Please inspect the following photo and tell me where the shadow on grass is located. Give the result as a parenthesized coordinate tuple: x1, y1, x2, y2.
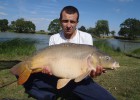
(0, 60, 21, 70)
(124, 53, 140, 59)
(0, 60, 21, 88)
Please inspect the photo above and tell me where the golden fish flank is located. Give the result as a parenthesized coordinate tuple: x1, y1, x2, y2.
(10, 43, 120, 89)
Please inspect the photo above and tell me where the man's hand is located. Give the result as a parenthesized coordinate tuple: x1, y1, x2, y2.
(90, 65, 106, 78)
(42, 66, 52, 75)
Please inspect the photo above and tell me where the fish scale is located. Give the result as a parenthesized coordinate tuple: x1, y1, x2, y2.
(10, 43, 120, 89)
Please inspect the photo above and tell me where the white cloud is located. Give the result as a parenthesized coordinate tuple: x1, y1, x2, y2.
(108, 0, 133, 2)
(118, 0, 133, 2)
(27, 18, 52, 25)
(22, 17, 52, 31)
(30, 18, 52, 21)
(29, 18, 52, 31)
(30, 11, 37, 14)
(0, 12, 7, 16)
(0, 6, 5, 9)
(114, 8, 121, 13)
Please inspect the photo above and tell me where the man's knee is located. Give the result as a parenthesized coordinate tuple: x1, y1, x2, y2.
(26, 89, 56, 100)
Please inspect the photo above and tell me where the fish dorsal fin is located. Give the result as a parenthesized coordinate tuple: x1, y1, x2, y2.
(74, 70, 91, 82)
(18, 66, 32, 85)
(57, 79, 71, 89)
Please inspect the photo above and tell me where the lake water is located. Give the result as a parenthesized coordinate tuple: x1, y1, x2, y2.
(0, 32, 140, 52)
(0, 32, 50, 50)
(106, 39, 140, 52)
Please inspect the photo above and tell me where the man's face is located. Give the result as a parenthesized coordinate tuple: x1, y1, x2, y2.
(60, 11, 78, 36)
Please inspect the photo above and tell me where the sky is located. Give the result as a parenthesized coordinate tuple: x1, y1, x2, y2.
(0, 0, 140, 34)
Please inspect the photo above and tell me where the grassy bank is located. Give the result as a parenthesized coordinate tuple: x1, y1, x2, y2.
(0, 38, 36, 60)
(125, 48, 140, 58)
(0, 38, 36, 100)
(94, 40, 140, 100)
(0, 39, 140, 100)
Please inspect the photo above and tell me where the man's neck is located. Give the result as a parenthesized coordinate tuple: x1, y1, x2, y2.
(64, 30, 77, 40)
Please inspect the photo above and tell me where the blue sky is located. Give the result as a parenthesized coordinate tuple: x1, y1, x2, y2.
(0, 0, 140, 34)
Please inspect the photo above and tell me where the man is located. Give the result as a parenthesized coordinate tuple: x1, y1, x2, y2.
(24, 6, 116, 100)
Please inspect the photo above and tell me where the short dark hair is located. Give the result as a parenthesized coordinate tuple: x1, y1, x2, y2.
(59, 6, 79, 21)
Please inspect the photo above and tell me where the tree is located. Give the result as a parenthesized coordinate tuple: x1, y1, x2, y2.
(86, 27, 96, 37)
(118, 18, 140, 39)
(78, 26, 87, 32)
(95, 20, 109, 37)
(10, 18, 36, 33)
(0, 19, 8, 32)
(110, 30, 115, 36)
(48, 18, 61, 34)
(24, 21, 36, 33)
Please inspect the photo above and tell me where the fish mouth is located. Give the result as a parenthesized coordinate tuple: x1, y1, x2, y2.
(112, 62, 120, 69)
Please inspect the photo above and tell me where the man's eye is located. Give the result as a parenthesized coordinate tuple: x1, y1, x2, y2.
(61, 20, 77, 24)
(62, 20, 68, 23)
(70, 21, 76, 24)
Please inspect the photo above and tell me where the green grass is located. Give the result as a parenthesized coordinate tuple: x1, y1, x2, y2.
(0, 40, 140, 100)
(0, 38, 37, 60)
(0, 38, 36, 99)
(129, 48, 140, 57)
(94, 55, 140, 100)
(0, 69, 32, 99)
(93, 40, 140, 100)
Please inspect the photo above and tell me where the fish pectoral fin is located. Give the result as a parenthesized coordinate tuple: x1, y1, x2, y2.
(57, 79, 71, 89)
(87, 55, 96, 71)
(74, 70, 91, 82)
(18, 66, 32, 85)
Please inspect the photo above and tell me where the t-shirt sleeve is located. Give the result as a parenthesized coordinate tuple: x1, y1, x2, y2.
(87, 34, 93, 46)
(49, 36, 55, 46)
(82, 33, 93, 46)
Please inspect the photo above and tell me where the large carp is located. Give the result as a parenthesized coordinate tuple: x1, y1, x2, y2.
(10, 43, 120, 89)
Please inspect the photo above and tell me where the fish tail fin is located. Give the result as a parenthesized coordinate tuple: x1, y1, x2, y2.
(18, 64, 32, 85)
(10, 62, 32, 85)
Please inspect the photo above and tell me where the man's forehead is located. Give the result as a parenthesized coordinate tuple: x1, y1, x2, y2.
(62, 11, 78, 20)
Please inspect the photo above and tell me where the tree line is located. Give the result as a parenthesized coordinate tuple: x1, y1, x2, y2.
(0, 18, 140, 39)
(0, 18, 35, 33)
(48, 18, 140, 39)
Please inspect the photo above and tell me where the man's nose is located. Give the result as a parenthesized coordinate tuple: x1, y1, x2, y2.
(67, 21, 72, 27)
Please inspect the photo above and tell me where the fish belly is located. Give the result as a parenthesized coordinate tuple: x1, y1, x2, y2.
(49, 57, 88, 79)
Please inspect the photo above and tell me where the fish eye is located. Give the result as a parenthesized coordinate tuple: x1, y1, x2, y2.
(105, 56, 110, 61)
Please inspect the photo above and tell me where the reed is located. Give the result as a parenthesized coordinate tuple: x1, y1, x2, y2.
(0, 38, 36, 60)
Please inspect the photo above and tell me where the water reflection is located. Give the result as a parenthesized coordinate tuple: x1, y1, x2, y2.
(106, 39, 140, 52)
(0, 32, 50, 50)
(0, 32, 140, 52)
